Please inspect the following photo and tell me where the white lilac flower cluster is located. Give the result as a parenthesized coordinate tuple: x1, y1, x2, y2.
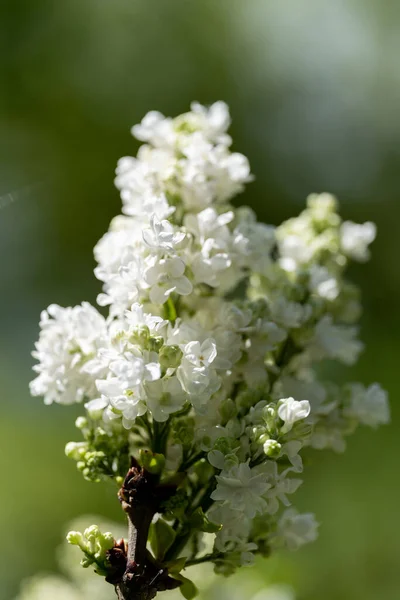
(30, 103, 389, 581)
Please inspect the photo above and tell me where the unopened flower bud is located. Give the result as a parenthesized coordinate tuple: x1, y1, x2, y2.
(84, 525, 100, 541)
(159, 344, 182, 369)
(67, 531, 84, 546)
(149, 335, 164, 352)
(75, 416, 88, 430)
(81, 556, 94, 568)
(130, 325, 150, 346)
(98, 531, 115, 551)
(263, 439, 282, 457)
(65, 441, 85, 460)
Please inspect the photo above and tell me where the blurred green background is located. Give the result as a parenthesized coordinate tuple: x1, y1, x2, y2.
(1, 1, 399, 598)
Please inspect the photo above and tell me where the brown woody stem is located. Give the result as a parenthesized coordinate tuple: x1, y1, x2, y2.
(111, 459, 181, 600)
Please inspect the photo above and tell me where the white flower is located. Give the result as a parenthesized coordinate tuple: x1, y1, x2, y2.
(276, 509, 319, 551)
(274, 374, 330, 415)
(269, 297, 312, 329)
(131, 110, 175, 147)
(180, 136, 252, 209)
(309, 265, 339, 300)
(345, 383, 390, 427)
(185, 207, 234, 243)
(30, 303, 107, 406)
(145, 376, 187, 422)
(313, 315, 363, 365)
(184, 208, 243, 289)
(142, 214, 186, 252)
(278, 235, 312, 272)
(278, 397, 311, 433)
(123, 302, 166, 334)
(94, 217, 143, 280)
(234, 218, 276, 273)
(340, 221, 376, 262)
(257, 462, 303, 514)
(97, 258, 142, 315)
(144, 256, 192, 305)
(115, 152, 176, 219)
(280, 440, 304, 473)
(211, 462, 271, 518)
(95, 350, 161, 427)
(178, 368, 221, 411)
(210, 504, 254, 557)
(189, 100, 232, 142)
(182, 339, 217, 368)
(310, 424, 346, 453)
(177, 339, 222, 411)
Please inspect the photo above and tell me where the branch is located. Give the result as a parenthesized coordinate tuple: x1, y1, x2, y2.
(185, 552, 222, 567)
(108, 458, 181, 600)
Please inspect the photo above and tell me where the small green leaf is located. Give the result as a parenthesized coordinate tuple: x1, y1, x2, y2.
(177, 575, 198, 600)
(139, 449, 166, 474)
(149, 519, 176, 561)
(164, 556, 187, 574)
(189, 508, 221, 533)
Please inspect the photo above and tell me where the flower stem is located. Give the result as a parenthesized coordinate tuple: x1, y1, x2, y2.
(185, 552, 222, 567)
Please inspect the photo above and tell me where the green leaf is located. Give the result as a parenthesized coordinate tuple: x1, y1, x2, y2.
(177, 575, 198, 600)
(149, 519, 176, 561)
(164, 556, 187, 574)
(189, 507, 221, 533)
(139, 449, 166, 474)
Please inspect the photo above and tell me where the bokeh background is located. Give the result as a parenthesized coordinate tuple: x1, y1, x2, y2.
(1, 1, 399, 598)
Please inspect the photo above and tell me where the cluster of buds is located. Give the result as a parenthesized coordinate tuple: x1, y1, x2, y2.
(67, 526, 116, 576)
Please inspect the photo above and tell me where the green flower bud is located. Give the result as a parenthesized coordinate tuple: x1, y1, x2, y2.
(149, 335, 164, 353)
(84, 525, 100, 541)
(67, 531, 84, 547)
(130, 325, 150, 346)
(81, 556, 94, 568)
(98, 531, 116, 551)
(86, 406, 104, 421)
(83, 467, 95, 481)
(159, 344, 183, 369)
(65, 441, 87, 460)
(75, 416, 88, 430)
(263, 439, 282, 457)
(213, 437, 236, 455)
(252, 426, 266, 442)
(307, 192, 338, 219)
(262, 405, 277, 432)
